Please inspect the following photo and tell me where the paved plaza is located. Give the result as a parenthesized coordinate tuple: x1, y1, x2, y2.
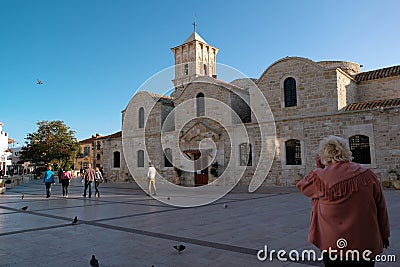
(0, 178, 398, 267)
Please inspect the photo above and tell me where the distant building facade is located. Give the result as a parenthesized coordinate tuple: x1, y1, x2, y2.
(75, 134, 103, 175)
(115, 30, 400, 186)
(0, 123, 12, 176)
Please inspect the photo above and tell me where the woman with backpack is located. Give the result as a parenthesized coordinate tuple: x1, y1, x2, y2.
(61, 169, 72, 198)
(94, 167, 103, 197)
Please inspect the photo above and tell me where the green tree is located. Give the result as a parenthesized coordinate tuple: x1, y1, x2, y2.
(20, 120, 80, 170)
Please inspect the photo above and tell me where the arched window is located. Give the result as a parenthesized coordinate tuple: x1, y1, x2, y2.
(349, 135, 371, 164)
(164, 148, 173, 167)
(284, 77, 297, 107)
(96, 154, 101, 161)
(113, 151, 120, 168)
(203, 63, 207, 75)
(196, 93, 205, 116)
(137, 150, 144, 167)
(138, 107, 144, 128)
(286, 139, 301, 165)
(239, 143, 252, 166)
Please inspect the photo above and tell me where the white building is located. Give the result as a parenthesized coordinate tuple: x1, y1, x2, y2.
(0, 122, 12, 177)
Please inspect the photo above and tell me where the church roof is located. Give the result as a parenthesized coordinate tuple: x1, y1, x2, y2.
(147, 92, 173, 100)
(354, 65, 400, 82)
(182, 31, 207, 44)
(345, 98, 400, 111)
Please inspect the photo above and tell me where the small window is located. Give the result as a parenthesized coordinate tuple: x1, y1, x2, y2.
(96, 154, 101, 160)
(184, 64, 189, 75)
(138, 107, 144, 128)
(113, 151, 121, 168)
(349, 135, 371, 164)
(203, 63, 207, 75)
(286, 139, 301, 165)
(83, 146, 90, 157)
(96, 141, 101, 150)
(239, 143, 252, 166)
(196, 93, 205, 116)
(137, 150, 144, 167)
(284, 77, 297, 107)
(164, 148, 173, 167)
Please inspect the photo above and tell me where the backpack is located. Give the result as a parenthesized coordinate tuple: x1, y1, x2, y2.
(61, 172, 70, 180)
(95, 172, 103, 183)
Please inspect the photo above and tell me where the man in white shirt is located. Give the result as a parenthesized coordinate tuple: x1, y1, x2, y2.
(147, 162, 157, 196)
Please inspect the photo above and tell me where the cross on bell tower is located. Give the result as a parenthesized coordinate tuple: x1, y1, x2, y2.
(171, 22, 219, 89)
(192, 18, 197, 33)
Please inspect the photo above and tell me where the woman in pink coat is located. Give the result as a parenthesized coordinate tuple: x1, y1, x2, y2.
(297, 135, 390, 266)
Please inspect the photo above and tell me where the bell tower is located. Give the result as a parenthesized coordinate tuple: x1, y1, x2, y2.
(171, 22, 219, 88)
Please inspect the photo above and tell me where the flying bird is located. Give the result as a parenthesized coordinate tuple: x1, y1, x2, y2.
(90, 255, 99, 267)
(173, 244, 186, 253)
(72, 216, 78, 224)
(21, 206, 28, 211)
(37, 79, 43, 85)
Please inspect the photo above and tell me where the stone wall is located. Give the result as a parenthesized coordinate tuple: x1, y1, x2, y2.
(337, 69, 358, 110)
(257, 57, 339, 119)
(102, 135, 130, 182)
(259, 108, 400, 186)
(357, 76, 400, 102)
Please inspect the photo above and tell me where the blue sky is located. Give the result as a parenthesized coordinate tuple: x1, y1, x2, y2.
(1, 0, 399, 145)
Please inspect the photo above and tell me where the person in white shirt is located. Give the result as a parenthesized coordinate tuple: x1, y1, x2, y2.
(147, 162, 157, 196)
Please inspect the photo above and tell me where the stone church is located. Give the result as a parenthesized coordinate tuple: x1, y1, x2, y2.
(105, 29, 400, 188)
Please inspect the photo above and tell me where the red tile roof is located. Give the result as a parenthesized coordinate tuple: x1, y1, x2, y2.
(103, 131, 122, 139)
(345, 98, 400, 111)
(79, 137, 95, 144)
(354, 65, 400, 82)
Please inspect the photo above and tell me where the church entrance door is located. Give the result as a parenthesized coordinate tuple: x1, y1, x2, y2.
(193, 152, 208, 186)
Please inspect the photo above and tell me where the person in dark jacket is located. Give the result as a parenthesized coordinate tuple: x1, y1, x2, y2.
(57, 168, 63, 183)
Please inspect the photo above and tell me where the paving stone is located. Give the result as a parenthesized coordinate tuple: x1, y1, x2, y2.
(0, 179, 398, 266)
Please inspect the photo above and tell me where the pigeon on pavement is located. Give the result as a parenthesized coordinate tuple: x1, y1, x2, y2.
(173, 244, 186, 253)
(90, 255, 99, 267)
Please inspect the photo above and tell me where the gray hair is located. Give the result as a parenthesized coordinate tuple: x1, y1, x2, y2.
(318, 135, 353, 165)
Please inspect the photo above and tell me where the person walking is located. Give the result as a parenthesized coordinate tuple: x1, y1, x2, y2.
(147, 162, 157, 196)
(297, 135, 390, 266)
(43, 164, 55, 198)
(57, 168, 63, 183)
(61, 169, 72, 197)
(82, 164, 96, 198)
(94, 167, 103, 197)
(100, 167, 107, 183)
